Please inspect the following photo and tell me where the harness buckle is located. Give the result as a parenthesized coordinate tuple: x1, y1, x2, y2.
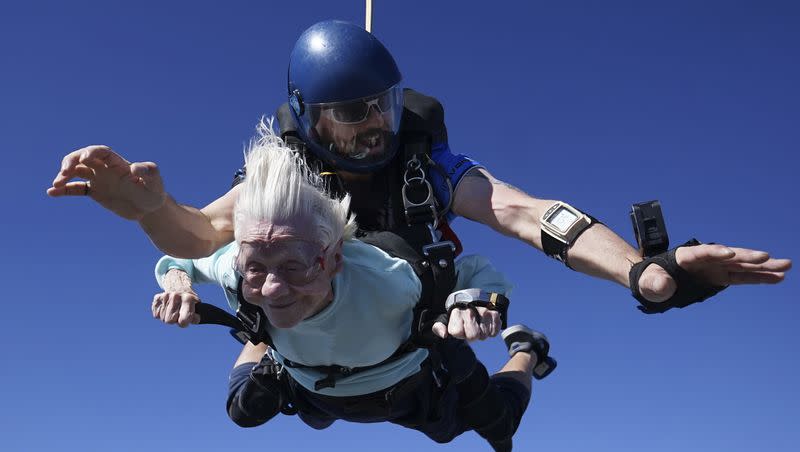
(402, 182, 436, 217)
(236, 305, 262, 335)
(422, 240, 456, 258)
(402, 155, 439, 227)
(426, 223, 439, 243)
(230, 329, 252, 345)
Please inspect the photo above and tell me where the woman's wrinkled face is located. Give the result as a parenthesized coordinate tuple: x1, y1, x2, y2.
(235, 219, 341, 328)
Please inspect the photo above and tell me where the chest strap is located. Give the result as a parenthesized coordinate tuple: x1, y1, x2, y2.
(281, 342, 418, 391)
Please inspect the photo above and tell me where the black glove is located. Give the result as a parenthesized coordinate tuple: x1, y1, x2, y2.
(629, 239, 727, 314)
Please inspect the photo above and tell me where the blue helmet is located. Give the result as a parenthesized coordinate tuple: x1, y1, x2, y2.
(288, 20, 404, 173)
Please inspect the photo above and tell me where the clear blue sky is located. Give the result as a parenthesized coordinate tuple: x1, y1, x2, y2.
(2, 1, 798, 451)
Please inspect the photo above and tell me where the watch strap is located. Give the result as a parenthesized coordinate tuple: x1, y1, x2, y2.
(541, 214, 599, 267)
(541, 229, 568, 262)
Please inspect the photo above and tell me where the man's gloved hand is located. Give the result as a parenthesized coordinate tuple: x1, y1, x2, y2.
(432, 289, 508, 341)
(632, 239, 791, 313)
(432, 305, 502, 341)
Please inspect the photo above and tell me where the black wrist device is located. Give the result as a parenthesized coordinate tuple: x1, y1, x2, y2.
(630, 200, 669, 258)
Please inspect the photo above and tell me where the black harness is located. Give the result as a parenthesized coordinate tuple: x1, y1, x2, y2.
(198, 90, 459, 390)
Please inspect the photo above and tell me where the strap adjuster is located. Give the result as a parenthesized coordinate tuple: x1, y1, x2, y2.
(422, 240, 456, 257)
(236, 305, 262, 334)
(402, 155, 439, 227)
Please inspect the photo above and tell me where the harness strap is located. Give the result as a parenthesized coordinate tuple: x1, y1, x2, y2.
(196, 302, 243, 330)
(402, 132, 438, 228)
(397, 129, 458, 343)
(283, 344, 416, 391)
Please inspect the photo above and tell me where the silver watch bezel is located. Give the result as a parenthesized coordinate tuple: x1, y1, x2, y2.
(540, 202, 592, 245)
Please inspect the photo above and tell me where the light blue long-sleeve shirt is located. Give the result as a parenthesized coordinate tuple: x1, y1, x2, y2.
(155, 239, 512, 396)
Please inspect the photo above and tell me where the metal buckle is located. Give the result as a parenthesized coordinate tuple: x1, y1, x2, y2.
(236, 305, 262, 334)
(402, 180, 435, 209)
(402, 155, 439, 227)
(426, 223, 439, 243)
(422, 240, 456, 257)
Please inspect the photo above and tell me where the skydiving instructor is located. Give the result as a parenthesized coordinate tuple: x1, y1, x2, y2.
(48, 20, 791, 323)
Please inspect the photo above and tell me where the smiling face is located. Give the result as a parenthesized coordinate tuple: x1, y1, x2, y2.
(302, 85, 404, 172)
(314, 103, 393, 161)
(235, 218, 343, 329)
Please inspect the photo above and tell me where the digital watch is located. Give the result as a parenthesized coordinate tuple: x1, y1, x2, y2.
(540, 202, 594, 264)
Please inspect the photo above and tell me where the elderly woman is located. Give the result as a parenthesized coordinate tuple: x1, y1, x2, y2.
(151, 126, 550, 452)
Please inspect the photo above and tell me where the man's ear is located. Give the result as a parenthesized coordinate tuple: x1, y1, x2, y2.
(332, 239, 344, 274)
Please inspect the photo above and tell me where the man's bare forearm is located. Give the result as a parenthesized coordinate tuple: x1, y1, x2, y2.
(453, 168, 641, 287)
(137, 185, 239, 258)
(139, 191, 233, 259)
(559, 223, 641, 286)
(234, 342, 270, 368)
(138, 196, 221, 258)
(492, 187, 642, 286)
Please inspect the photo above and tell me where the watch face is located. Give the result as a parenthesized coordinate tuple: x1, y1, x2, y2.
(550, 207, 578, 232)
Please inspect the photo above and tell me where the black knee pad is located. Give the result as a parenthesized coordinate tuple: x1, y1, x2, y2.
(227, 364, 286, 427)
(456, 364, 515, 442)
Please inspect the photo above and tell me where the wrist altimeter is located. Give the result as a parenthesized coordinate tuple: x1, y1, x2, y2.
(630, 200, 669, 257)
(540, 202, 594, 264)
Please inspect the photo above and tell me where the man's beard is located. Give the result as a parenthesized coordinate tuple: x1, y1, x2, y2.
(334, 128, 391, 160)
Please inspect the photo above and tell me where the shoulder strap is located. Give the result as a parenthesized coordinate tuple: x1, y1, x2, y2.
(193, 277, 275, 348)
(358, 230, 455, 348)
(401, 88, 448, 144)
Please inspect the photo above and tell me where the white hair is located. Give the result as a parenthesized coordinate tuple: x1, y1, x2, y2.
(233, 117, 357, 246)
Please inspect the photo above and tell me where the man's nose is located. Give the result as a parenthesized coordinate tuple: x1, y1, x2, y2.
(260, 273, 289, 298)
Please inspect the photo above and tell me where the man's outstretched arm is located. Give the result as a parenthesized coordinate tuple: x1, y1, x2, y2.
(452, 167, 791, 305)
(140, 186, 238, 258)
(48, 145, 237, 258)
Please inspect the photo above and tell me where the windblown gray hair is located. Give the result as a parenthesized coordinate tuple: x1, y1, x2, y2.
(233, 117, 357, 246)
